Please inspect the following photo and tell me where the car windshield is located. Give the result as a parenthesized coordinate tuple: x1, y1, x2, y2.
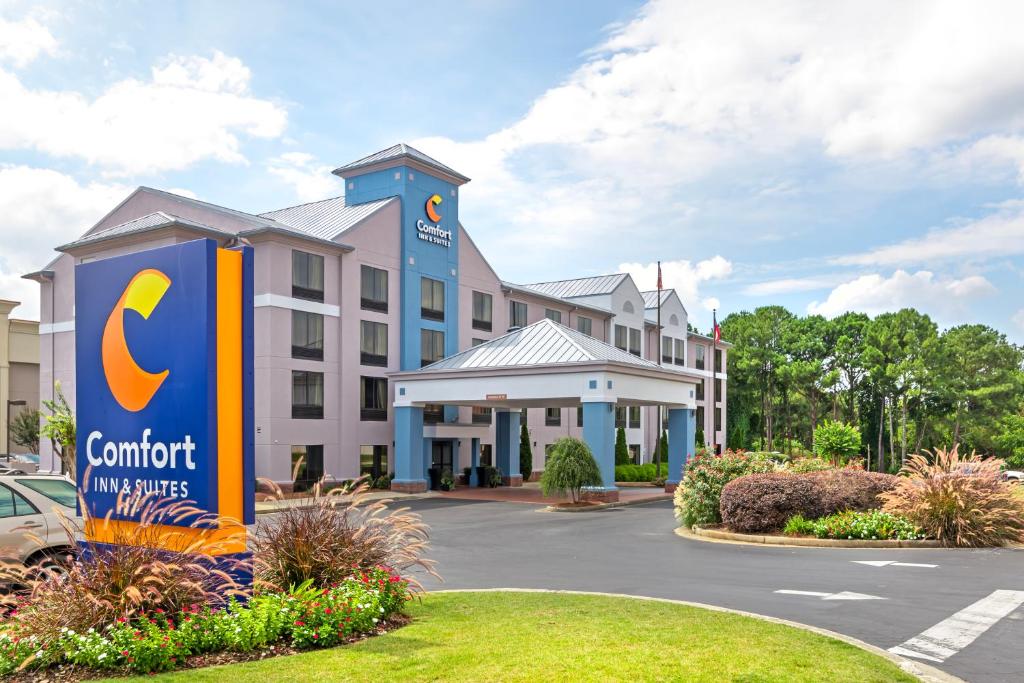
(16, 479, 77, 508)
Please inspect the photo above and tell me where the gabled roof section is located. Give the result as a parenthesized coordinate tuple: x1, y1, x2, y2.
(57, 212, 232, 251)
(522, 273, 629, 299)
(258, 196, 396, 241)
(331, 143, 470, 185)
(641, 290, 672, 309)
(420, 318, 659, 372)
(500, 282, 613, 317)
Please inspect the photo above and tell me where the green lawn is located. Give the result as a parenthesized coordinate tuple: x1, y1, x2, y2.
(110, 591, 916, 683)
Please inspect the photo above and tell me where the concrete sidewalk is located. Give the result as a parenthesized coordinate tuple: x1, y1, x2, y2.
(254, 489, 439, 514)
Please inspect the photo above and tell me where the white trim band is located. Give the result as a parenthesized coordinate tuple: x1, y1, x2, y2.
(253, 293, 340, 317)
(39, 320, 74, 334)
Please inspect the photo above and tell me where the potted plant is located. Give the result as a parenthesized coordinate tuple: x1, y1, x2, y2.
(489, 466, 504, 488)
(462, 466, 473, 486)
(440, 469, 455, 491)
(427, 466, 441, 491)
(475, 465, 490, 488)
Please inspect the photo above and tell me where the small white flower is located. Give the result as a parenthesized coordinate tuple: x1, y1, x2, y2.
(372, 618, 378, 624)
(98, 652, 107, 660)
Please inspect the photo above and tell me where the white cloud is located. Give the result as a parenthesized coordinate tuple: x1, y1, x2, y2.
(0, 50, 287, 175)
(807, 270, 996, 320)
(618, 256, 732, 318)
(266, 152, 339, 203)
(0, 165, 130, 319)
(743, 277, 835, 296)
(1013, 308, 1024, 331)
(0, 16, 56, 67)
(834, 201, 1024, 267)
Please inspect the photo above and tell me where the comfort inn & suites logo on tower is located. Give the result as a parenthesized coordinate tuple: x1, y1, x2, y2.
(75, 239, 255, 538)
(416, 192, 453, 247)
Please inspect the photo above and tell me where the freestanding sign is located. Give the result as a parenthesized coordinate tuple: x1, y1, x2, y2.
(74, 238, 253, 570)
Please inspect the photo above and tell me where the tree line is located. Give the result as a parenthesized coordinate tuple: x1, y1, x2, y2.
(719, 306, 1024, 472)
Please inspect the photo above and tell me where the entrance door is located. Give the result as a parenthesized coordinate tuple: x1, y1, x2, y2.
(431, 441, 453, 475)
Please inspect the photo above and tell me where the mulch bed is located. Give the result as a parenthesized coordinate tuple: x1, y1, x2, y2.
(7, 615, 412, 682)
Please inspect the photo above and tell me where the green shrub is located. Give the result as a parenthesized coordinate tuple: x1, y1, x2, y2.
(673, 451, 778, 527)
(541, 437, 604, 503)
(881, 447, 1024, 547)
(794, 510, 924, 541)
(720, 473, 821, 533)
(520, 422, 533, 480)
(814, 420, 861, 465)
(614, 463, 665, 483)
(615, 427, 630, 466)
(787, 457, 834, 473)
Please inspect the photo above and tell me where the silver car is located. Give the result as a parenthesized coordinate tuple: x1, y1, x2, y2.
(0, 475, 78, 571)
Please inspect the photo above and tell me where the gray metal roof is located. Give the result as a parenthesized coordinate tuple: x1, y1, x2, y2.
(331, 143, 470, 184)
(500, 281, 614, 316)
(258, 196, 396, 240)
(522, 273, 629, 299)
(420, 318, 660, 372)
(641, 290, 672, 309)
(134, 187, 297, 231)
(57, 212, 232, 251)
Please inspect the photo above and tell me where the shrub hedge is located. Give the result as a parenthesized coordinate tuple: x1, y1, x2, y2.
(674, 451, 779, 528)
(784, 511, 924, 541)
(615, 463, 669, 482)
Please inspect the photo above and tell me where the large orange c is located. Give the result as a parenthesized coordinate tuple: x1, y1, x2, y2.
(101, 269, 172, 412)
(425, 194, 442, 223)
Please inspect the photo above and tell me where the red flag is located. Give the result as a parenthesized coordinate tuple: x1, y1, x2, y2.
(714, 323, 721, 343)
(656, 261, 662, 290)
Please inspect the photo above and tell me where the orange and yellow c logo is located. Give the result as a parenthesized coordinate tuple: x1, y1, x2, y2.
(425, 194, 442, 223)
(101, 269, 172, 412)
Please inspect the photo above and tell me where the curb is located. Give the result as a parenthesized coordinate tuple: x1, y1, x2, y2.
(682, 525, 944, 548)
(430, 588, 961, 683)
(254, 491, 439, 515)
(541, 495, 671, 513)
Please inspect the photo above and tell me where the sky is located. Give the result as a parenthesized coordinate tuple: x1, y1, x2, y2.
(2, 0, 1024, 340)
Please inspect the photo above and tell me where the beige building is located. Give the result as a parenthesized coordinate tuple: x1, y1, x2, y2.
(0, 300, 40, 455)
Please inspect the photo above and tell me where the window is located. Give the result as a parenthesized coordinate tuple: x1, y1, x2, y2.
(696, 381, 705, 401)
(510, 301, 528, 328)
(360, 320, 388, 366)
(420, 329, 445, 367)
(423, 404, 444, 425)
(715, 349, 723, 373)
(292, 371, 323, 419)
(696, 406, 705, 434)
(628, 444, 640, 464)
(480, 444, 493, 466)
(544, 309, 562, 324)
(674, 339, 685, 366)
(614, 324, 627, 352)
(360, 445, 387, 480)
(291, 445, 323, 493)
(670, 314, 679, 326)
(0, 484, 35, 518)
(17, 479, 76, 508)
(577, 406, 583, 427)
(577, 316, 592, 336)
(472, 291, 492, 331)
(695, 345, 706, 370)
(471, 338, 487, 347)
(661, 335, 673, 363)
(292, 310, 324, 360)
(615, 406, 627, 429)
(623, 301, 635, 314)
(545, 407, 561, 426)
(472, 406, 492, 424)
(715, 379, 723, 402)
(420, 277, 445, 321)
(628, 328, 641, 356)
(715, 407, 722, 432)
(360, 376, 387, 421)
(628, 406, 640, 429)
(360, 265, 388, 312)
(292, 251, 324, 302)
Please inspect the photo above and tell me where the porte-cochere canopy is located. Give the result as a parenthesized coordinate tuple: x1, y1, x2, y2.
(389, 319, 701, 499)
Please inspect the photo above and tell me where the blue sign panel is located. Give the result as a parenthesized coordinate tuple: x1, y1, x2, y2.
(75, 240, 218, 522)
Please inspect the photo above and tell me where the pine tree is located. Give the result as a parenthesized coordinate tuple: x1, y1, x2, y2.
(655, 429, 668, 477)
(615, 427, 630, 465)
(519, 421, 533, 481)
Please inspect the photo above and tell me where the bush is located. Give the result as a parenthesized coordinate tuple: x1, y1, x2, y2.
(615, 427, 630, 466)
(787, 457, 834, 473)
(253, 481, 436, 591)
(806, 469, 899, 516)
(541, 437, 604, 503)
(614, 463, 665, 482)
(813, 420, 861, 465)
(674, 451, 778, 527)
(720, 473, 822, 533)
(520, 422, 533, 480)
(783, 514, 815, 536)
(796, 510, 924, 541)
(880, 446, 1024, 547)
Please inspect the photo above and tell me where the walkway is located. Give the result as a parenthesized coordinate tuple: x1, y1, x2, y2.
(435, 482, 670, 505)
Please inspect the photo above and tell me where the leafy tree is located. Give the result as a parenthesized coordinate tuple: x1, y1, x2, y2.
(813, 420, 861, 465)
(41, 382, 76, 479)
(994, 413, 1024, 469)
(614, 427, 630, 465)
(9, 408, 40, 454)
(540, 437, 603, 503)
(519, 421, 533, 481)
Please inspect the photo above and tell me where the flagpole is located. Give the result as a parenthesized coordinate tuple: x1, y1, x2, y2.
(656, 261, 662, 477)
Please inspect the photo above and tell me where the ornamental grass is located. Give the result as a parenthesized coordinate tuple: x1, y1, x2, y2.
(880, 446, 1024, 547)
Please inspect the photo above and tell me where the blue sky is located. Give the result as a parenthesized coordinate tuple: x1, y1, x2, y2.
(2, 1, 1024, 340)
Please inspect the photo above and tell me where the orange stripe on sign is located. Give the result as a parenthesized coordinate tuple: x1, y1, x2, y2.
(85, 519, 247, 555)
(216, 249, 245, 539)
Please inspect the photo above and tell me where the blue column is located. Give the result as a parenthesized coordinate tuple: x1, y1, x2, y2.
(394, 406, 427, 490)
(582, 401, 616, 490)
(495, 409, 521, 484)
(469, 437, 480, 486)
(667, 407, 696, 486)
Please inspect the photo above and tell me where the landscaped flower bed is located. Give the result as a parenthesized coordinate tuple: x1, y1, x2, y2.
(0, 567, 411, 677)
(783, 510, 925, 541)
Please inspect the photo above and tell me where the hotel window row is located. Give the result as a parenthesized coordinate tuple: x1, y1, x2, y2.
(614, 324, 641, 356)
(660, 336, 686, 366)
